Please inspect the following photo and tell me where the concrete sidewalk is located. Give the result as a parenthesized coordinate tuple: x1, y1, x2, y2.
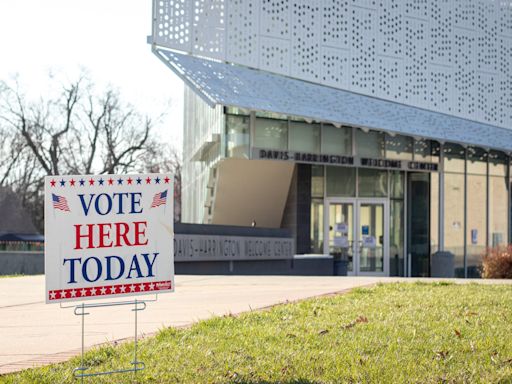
(1, 275, 510, 374)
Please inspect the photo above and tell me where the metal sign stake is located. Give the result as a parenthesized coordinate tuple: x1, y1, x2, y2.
(72, 299, 149, 381)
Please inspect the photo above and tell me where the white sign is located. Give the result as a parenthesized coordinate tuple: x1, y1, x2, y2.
(333, 236, 349, 248)
(362, 236, 376, 248)
(44, 174, 174, 303)
(335, 223, 348, 234)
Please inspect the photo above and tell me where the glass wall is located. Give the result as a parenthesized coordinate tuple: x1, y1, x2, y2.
(489, 151, 508, 248)
(226, 115, 250, 158)
(326, 166, 356, 197)
(430, 172, 439, 254)
(254, 118, 288, 150)
(358, 169, 388, 197)
(386, 135, 413, 161)
(466, 147, 487, 277)
(390, 171, 405, 276)
(356, 129, 385, 157)
(321, 124, 352, 155)
(310, 165, 324, 254)
(443, 143, 466, 277)
(232, 109, 511, 277)
(289, 122, 320, 152)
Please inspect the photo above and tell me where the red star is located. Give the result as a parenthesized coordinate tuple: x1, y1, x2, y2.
(108, 178, 114, 185)
(127, 177, 133, 185)
(89, 178, 95, 186)
(164, 176, 170, 184)
(50, 179, 56, 187)
(69, 179, 76, 186)
(145, 177, 151, 184)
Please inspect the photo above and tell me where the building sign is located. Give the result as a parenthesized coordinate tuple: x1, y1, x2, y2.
(44, 174, 174, 303)
(252, 148, 438, 171)
(257, 148, 354, 166)
(174, 234, 293, 261)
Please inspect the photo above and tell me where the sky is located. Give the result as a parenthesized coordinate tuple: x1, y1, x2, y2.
(0, 0, 183, 150)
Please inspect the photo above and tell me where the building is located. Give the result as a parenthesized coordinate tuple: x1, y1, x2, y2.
(151, 0, 512, 277)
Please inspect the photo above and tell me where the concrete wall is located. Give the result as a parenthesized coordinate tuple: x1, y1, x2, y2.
(176, 256, 333, 276)
(0, 252, 44, 275)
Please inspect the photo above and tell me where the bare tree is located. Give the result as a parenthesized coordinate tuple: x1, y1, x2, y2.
(0, 74, 179, 230)
(140, 141, 182, 222)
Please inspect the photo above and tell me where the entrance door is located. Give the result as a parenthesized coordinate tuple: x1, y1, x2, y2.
(325, 198, 389, 276)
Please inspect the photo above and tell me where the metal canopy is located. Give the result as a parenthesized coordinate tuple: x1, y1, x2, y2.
(155, 48, 512, 152)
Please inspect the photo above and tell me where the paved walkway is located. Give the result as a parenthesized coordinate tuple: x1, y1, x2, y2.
(1, 275, 511, 374)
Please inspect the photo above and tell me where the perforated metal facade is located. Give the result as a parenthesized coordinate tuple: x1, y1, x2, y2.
(153, 0, 512, 130)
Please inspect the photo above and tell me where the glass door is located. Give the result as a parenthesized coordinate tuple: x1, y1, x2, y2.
(357, 199, 389, 275)
(325, 199, 356, 274)
(325, 198, 389, 276)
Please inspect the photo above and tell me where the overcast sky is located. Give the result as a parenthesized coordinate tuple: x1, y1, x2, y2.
(0, 0, 183, 149)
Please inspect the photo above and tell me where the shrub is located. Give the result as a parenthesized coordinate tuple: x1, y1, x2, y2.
(481, 245, 512, 279)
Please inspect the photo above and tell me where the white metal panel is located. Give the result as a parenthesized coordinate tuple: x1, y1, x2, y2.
(403, 17, 428, 107)
(192, 0, 226, 59)
(321, 46, 350, 89)
(152, 0, 512, 130)
(349, 6, 378, 96)
(153, 0, 193, 52)
(156, 49, 512, 152)
(226, 0, 259, 67)
(290, 0, 322, 82)
(260, 0, 290, 39)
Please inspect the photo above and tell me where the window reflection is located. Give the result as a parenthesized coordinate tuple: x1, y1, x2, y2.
(254, 118, 288, 150)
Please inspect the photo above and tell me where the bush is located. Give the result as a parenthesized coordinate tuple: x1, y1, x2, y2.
(482, 245, 512, 279)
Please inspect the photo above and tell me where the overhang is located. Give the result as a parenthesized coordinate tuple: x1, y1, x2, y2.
(155, 48, 512, 153)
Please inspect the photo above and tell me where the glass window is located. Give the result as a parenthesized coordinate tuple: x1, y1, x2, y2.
(254, 118, 288, 150)
(326, 166, 356, 197)
(390, 171, 404, 199)
(226, 115, 249, 158)
(443, 143, 465, 173)
(390, 200, 404, 277)
(414, 139, 440, 163)
(358, 169, 388, 197)
(466, 173, 487, 278)
(467, 147, 488, 175)
(311, 165, 324, 198)
(430, 172, 439, 254)
(255, 111, 287, 120)
(489, 175, 508, 248)
(321, 124, 352, 155)
(489, 150, 507, 177)
(225, 107, 250, 116)
(444, 172, 465, 277)
(385, 134, 413, 161)
(289, 122, 320, 152)
(310, 199, 324, 254)
(356, 129, 385, 158)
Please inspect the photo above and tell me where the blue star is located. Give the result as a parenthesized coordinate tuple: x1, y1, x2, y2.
(79, 179, 85, 186)
(117, 178, 123, 185)
(98, 178, 104, 186)
(59, 179, 66, 187)
(155, 177, 161, 184)
(136, 178, 142, 185)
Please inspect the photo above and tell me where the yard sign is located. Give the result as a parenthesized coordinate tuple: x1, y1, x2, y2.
(44, 174, 174, 303)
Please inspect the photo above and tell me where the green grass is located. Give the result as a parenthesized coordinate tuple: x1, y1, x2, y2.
(4, 282, 512, 383)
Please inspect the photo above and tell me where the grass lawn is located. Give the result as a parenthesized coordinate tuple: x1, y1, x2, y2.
(3, 282, 512, 383)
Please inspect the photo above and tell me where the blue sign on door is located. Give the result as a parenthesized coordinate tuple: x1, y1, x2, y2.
(362, 225, 369, 235)
(471, 229, 478, 245)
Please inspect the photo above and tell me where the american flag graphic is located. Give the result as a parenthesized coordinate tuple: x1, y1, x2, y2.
(151, 190, 168, 208)
(52, 194, 70, 212)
